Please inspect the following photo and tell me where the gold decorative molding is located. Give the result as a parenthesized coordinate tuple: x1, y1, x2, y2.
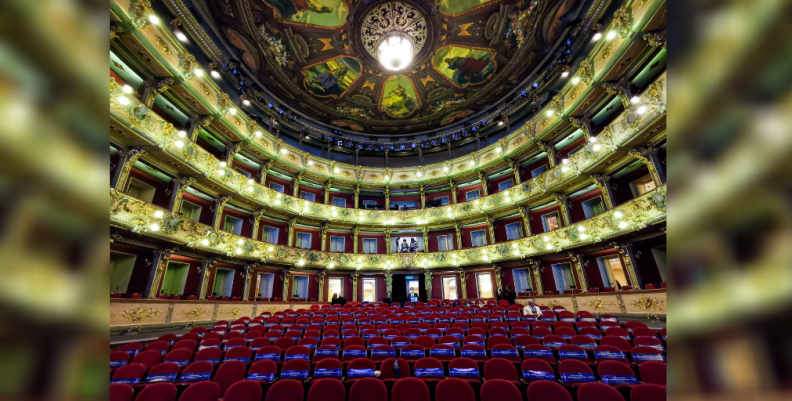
(585, 298, 618, 310)
(630, 296, 665, 311)
(180, 306, 206, 319)
(120, 307, 162, 323)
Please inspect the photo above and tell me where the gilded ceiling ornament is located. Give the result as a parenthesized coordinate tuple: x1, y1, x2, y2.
(288, 154, 297, 161)
(430, 171, 438, 177)
(226, 307, 243, 316)
(369, 174, 379, 179)
(360, 2, 427, 62)
(484, 154, 493, 161)
(612, 6, 633, 38)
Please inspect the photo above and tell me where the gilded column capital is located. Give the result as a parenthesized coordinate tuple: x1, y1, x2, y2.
(602, 81, 632, 108)
(527, 259, 544, 295)
(643, 32, 666, 49)
(611, 242, 641, 289)
(568, 252, 588, 292)
(508, 159, 522, 184)
(457, 268, 467, 299)
(568, 116, 593, 139)
(149, 247, 177, 298)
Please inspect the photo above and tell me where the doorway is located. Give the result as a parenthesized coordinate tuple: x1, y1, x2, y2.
(406, 278, 419, 302)
(212, 268, 235, 298)
(257, 273, 274, 299)
(293, 275, 309, 299)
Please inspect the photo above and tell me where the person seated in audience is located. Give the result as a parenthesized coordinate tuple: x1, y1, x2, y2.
(523, 299, 543, 317)
(335, 293, 346, 306)
(498, 285, 517, 305)
(409, 238, 418, 252)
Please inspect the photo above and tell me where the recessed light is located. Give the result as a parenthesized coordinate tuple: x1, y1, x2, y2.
(176, 32, 188, 42)
(194, 69, 203, 77)
(122, 85, 133, 94)
(571, 77, 580, 85)
(592, 32, 602, 41)
(211, 70, 221, 78)
(148, 15, 159, 25)
(606, 31, 617, 40)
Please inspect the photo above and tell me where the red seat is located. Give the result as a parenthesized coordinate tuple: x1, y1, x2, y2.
(514, 335, 540, 349)
(630, 383, 666, 401)
(632, 328, 659, 339)
(223, 380, 261, 401)
(247, 360, 277, 383)
(131, 351, 163, 371)
(529, 381, 573, 401)
(460, 344, 487, 362)
(483, 358, 520, 385)
(480, 379, 522, 401)
(343, 337, 365, 349)
(558, 359, 596, 387)
(145, 341, 171, 355)
(284, 345, 311, 363)
(346, 358, 377, 381)
(307, 378, 345, 401)
(379, 358, 411, 382)
(110, 351, 131, 373)
(313, 359, 344, 380)
(571, 335, 597, 350)
(109, 383, 134, 401)
(639, 361, 666, 385)
(598, 360, 639, 388)
(487, 336, 512, 349)
(264, 379, 304, 401)
(436, 377, 475, 401)
(520, 359, 556, 384)
(448, 357, 481, 383)
(320, 337, 341, 349)
(274, 338, 296, 352)
(578, 382, 626, 401)
(224, 347, 252, 364)
(414, 336, 436, 349)
(594, 345, 629, 365)
(392, 377, 431, 401)
(630, 346, 665, 365)
(491, 344, 521, 363)
(633, 337, 664, 351)
(600, 337, 632, 352)
(559, 344, 593, 364)
(136, 382, 177, 401)
(144, 362, 180, 384)
(414, 357, 445, 383)
(111, 364, 146, 385)
(349, 378, 387, 401)
(523, 344, 556, 365)
(281, 359, 311, 382)
(313, 345, 340, 363)
(341, 345, 367, 363)
(214, 360, 246, 397)
(428, 344, 456, 362)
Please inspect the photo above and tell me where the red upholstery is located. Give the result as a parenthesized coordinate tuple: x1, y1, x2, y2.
(136, 382, 177, 401)
(109, 383, 134, 401)
(264, 379, 304, 401)
(131, 351, 163, 371)
(379, 358, 411, 381)
(349, 378, 387, 401)
(177, 381, 220, 401)
(414, 357, 445, 382)
(597, 361, 638, 388)
(147, 363, 180, 382)
(224, 346, 252, 363)
(392, 377, 431, 401)
(274, 338, 296, 351)
(415, 336, 436, 349)
(631, 346, 664, 365)
(639, 361, 666, 385)
(483, 358, 519, 383)
(448, 357, 481, 383)
(343, 337, 365, 349)
(112, 364, 146, 382)
(486, 336, 512, 349)
(578, 383, 626, 401)
(520, 359, 555, 384)
(436, 378, 475, 401)
(559, 344, 593, 364)
(247, 360, 278, 382)
(145, 341, 171, 355)
(282, 359, 311, 382)
(523, 344, 556, 365)
(314, 359, 344, 379)
(630, 383, 666, 401)
(527, 381, 573, 401)
(307, 378, 345, 401)
(214, 360, 246, 397)
(480, 379, 522, 401)
(224, 380, 262, 401)
(558, 360, 595, 386)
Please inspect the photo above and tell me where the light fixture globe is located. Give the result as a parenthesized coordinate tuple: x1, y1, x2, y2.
(377, 32, 415, 71)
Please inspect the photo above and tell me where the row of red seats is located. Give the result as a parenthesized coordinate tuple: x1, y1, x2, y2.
(110, 361, 666, 401)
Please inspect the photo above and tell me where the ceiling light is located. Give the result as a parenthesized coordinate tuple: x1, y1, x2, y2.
(636, 106, 647, 115)
(546, 110, 554, 117)
(618, 221, 628, 229)
(513, 251, 521, 256)
(416, 172, 422, 177)
(176, 32, 188, 42)
(154, 211, 164, 218)
(150, 223, 160, 231)
(483, 255, 489, 261)
(201, 239, 209, 246)
(247, 186, 253, 192)
(593, 144, 601, 151)
(210, 70, 221, 79)
(254, 131, 262, 137)
(577, 226, 586, 232)
(614, 211, 623, 218)
(499, 121, 504, 126)
(194, 69, 203, 77)
(117, 96, 129, 105)
(332, 210, 337, 216)
(236, 248, 243, 254)
(217, 170, 225, 176)
(384, 175, 389, 180)
(562, 159, 569, 164)
(378, 32, 415, 71)
(571, 77, 580, 85)
(546, 244, 553, 250)
(248, 179, 254, 184)
(474, 200, 480, 206)
(178, 130, 187, 137)
(606, 31, 617, 40)
(275, 200, 280, 205)
(506, 197, 512, 202)
(580, 233, 588, 239)
(298, 259, 305, 266)
(122, 85, 133, 94)
(268, 246, 274, 251)
(334, 167, 339, 173)
(237, 239, 244, 245)
(280, 148, 287, 154)
(243, 99, 250, 106)
(175, 140, 184, 148)
(228, 108, 236, 115)
(592, 32, 602, 41)
(589, 136, 598, 143)
(631, 96, 640, 104)
(148, 15, 160, 25)
(328, 262, 335, 268)
(496, 147, 502, 153)
(443, 166, 448, 172)
(543, 236, 550, 242)
(561, 71, 569, 78)
(220, 162, 227, 167)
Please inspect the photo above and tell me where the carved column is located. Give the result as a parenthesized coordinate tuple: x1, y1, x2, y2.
(141, 77, 173, 107)
(485, 215, 496, 245)
(282, 268, 292, 300)
(422, 226, 430, 252)
(353, 225, 360, 253)
(146, 248, 176, 298)
(198, 257, 220, 300)
(168, 177, 196, 213)
(242, 264, 257, 301)
(384, 187, 390, 211)
(418, 148, 424, 164)
(538, 142, 557, 167)
(354, 185, 361, 209)
(385, 228, 392, 254)
(493, 264, 503, 293)
(187, 115, 212, 141)
(320, 223, 329, 251)
(602, 81, 632, 109)
(323, 180, 333, 204)
(529, 259, 544, 295)
(251, 208, 266, 241)
(613, 242, 642, 289)
(590, 174, 616, 210)
(552, 193, 572, 227)
(518, 206, 533, 236)
(212, 195, 233, 230)
(317, 270, 327, 302)
(260, 159, 273, 185)
(568, 253, 588, 292)
(629, 148, 665, 186)
(420, 184, 426, 209)
(448, 180, 458, 204)
(292, 172, 304, 198)
(454, 223, 462, 250)
(287, 218, 297, 247)
(226, 142, 243, 164)
(478, 171, 489, 197)
(112, 148, 147, 190)
(457, 268, 467, 299)
(424, 269, 433, 300)
(385, 270, 393, 299)
(352, 271, 360, 301)
(509, 159, 522, 185)
(569, 116, 594, 142)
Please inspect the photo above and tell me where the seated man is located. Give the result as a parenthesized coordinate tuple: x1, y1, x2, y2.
(522, 299, 543, 317)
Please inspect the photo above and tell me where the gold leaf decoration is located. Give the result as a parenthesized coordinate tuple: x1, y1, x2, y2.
(200, 83, 212, 96)
(234, 117, 242, 126)
(155, 37, 173, 55)
(288, 154, 297, 161)
(370, 174, 379, 179)
(227, 307, 243, 316)
(399, 174, 409, 179)
(512, 138, 523, 146)
(585, 298, 616, 309)
(458, 164, 466, 170)
(545, 300, 568, 309)
(343, 171, 351, 176)
(120, 307, 162, 322)
(630, 296, 665, 311)
(601, 44, 613, 61)
(430, 171, 438, 176)
(484, 154, 493, 161)
(180, 306, 206, 318)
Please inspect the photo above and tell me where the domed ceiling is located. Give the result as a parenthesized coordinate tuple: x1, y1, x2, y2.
(204, 0, 583, 134)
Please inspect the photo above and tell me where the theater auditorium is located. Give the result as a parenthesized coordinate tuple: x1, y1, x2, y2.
(110, 0, 667, 400)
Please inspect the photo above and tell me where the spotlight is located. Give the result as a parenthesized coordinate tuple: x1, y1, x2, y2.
(546, 110, 554, 117)
(255, 131, 262, 137)
(148, 15, 159, 25)
(175, 140, 184, 148)
(606, 31, 617, 40)
(122, 85, 133, 93)
(592, 32, 602, 41)
(176, 31, 188, 42)
(150, 223, 160, 231)
(201, 239, 209, 246)
(589, 136, 598, 143)
(636, 106, 647, 115)
(117, 96, 129, 105)
(178, 130, 187, 137)
(211, 70, 221, 78)
(229, 108, 236, 115)
(561, 71, 569, 78)
(631, 96, 640, 104)
(496, 147, 502, 153)
(243, 99, 251, 106)
(154, 211, 164, 218)
(618, 221, 628, 229)
(571, 77, 580, 85)
(220, 162, 227, 167)
(194, 69, 203, 77)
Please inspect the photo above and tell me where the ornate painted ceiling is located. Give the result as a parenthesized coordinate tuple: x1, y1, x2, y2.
(203, 0, 583, 134)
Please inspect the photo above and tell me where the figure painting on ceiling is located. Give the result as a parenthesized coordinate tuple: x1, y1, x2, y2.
(263, 0, 349, 28)
(380, 75, 420, 118)
(303, 57, 361, 98)
(432, 46, 496, 87)
(437, 0, 495, 15)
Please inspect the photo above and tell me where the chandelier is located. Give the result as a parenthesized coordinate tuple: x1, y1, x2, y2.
(360, 1, 427, 71)
(377, 32, 415, 71)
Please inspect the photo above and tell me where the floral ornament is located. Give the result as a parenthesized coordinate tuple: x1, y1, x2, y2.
(630, 297, 665, 311)
(336, 105, 373, 119)
(504, 0, 539, 48)
(431, 94, 466, 113)
(120, 307, 161, 323)
(259, 24, 293, 69)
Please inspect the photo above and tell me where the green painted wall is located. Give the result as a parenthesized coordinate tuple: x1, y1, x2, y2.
(160, 261, 190, 295)
(212, 268, 235, 297)
(110, 253, 137, 293)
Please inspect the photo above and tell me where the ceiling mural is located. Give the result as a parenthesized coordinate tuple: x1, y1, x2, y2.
(205, 0, 583, 133)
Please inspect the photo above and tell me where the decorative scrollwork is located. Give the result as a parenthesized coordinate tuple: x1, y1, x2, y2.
(360, 2, 427, 61)
(120, 307, 161, 323)
(630, 296, 665, 311)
